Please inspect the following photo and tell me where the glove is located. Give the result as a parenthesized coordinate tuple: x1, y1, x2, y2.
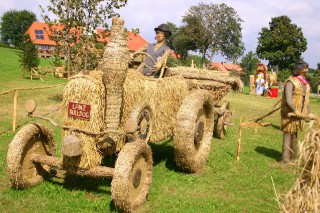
(152, 62, 162, 73)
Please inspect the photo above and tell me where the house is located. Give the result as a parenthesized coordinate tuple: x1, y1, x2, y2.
(24, 22, 56, 57)
(25, 21, 148, 57)
(209, 62, 245, 75)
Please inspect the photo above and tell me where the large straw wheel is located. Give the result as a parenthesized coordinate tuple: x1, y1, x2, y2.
(111, 141, 153, 212)
(126, 104, 152, 143)
(7, 123, 56, 189)
(174, 90, 214, 173)
(216, 101, 232, 139)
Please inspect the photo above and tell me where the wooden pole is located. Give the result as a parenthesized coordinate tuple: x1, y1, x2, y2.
(254, 105, 281, 123)
(12, 89, 18, 132)
(237, 118, 243, 162)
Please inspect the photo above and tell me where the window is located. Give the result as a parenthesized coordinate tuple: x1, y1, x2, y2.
(35, 29, 44, 40)
(40, 45, 50, 50)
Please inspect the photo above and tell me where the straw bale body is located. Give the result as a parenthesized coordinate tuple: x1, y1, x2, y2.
(61, 71, 105, 169)
(122, 69, 189, 142)
(170, 66, 243, 100)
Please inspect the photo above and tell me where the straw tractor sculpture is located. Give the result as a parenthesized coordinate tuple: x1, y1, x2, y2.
(7, 18, 242, 212)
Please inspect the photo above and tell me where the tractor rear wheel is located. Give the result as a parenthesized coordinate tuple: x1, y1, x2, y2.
(7, 123, 56, 189)
(111, 141, 153, 212)
(174, 90, 214, 173)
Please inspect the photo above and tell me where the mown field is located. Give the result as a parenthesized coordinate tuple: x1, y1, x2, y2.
(0, 46, 320, 213)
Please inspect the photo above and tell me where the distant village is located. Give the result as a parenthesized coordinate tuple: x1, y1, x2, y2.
(26, 21, 244, 76)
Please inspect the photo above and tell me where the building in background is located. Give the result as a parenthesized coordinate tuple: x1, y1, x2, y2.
(209, 62, 244, 75)
(24, 21, 147, 58)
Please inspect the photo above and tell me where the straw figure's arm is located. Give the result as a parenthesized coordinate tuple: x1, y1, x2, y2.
(152, 49, 172, 73)
(288, 112, 318, 121)
(132, 44, 147, 58)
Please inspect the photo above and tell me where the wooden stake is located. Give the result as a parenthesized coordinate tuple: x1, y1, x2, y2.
(12, 89, 18, 132)
(237, 118, 243, 162)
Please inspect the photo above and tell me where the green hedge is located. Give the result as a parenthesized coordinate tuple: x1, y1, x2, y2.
(307, 75, 320, 93)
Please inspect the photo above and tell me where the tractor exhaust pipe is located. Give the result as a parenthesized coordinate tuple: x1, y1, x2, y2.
(100, 18, 129, 143)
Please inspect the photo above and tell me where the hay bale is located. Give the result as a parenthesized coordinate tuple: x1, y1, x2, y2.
(183, 79, 232, 101)
(170, 66, 243, 93)
(54, 66, 65, 78)
(61, 70, 105, 169)
(280, 129, 320, 212)
(122, 69, 189, 143)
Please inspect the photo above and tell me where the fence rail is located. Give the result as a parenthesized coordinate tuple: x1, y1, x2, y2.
(0, 84, 65, 131)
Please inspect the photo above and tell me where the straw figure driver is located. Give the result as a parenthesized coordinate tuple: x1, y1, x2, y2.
(133, 23, 172, 77)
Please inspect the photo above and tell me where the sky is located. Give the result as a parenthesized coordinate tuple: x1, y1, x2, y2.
(1, 0, 319, 68)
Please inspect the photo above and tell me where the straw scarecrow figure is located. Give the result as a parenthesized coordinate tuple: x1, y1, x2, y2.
(280, 60, 313, 163)
(133, 23, 172, 77)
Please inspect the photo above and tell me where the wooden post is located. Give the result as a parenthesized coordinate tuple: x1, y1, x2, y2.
(31, 68, 33, 80)
(12, 89, 18, 132)
(237, 118, 242, 162)
(249, 75, 255, 95)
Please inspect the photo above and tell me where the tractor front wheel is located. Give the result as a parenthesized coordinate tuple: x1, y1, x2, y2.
(111, 141, 153, 212)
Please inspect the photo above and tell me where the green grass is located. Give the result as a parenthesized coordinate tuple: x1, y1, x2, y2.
(1, 46, 320, 212)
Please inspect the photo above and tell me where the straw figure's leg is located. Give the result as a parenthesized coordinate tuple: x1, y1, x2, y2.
(7, 123, 56, 189)
(215, 101, 232, 139)
(111, 141, 153, 213)
(290, 132, 298, 161)
(281, 132, 291, 163)
(173, 90, 214, 173)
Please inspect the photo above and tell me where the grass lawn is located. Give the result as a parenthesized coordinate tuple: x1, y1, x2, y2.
(1, 46, 320, 212)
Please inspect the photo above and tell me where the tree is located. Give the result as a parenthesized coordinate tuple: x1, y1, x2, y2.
(181, 3, 245, 66)
(18, 35, 39, 78)
(41, 0, 128, 76)
(313, 63, 320, 77)
(240, 51, 260, 85)
(166, 22, 197, 60)
(0, 10, 37, 47)
(256, 15, 307, 71)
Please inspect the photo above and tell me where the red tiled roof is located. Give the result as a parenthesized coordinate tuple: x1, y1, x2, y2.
(209, 62, 228, 72)
(210, 62, 244, 74)
(96, 29, 148, 51)
(25, 22, 56, 46)
(223, 63, 243, 73)
(26, 22, 148, 51)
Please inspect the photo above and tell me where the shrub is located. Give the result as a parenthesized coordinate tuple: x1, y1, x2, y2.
(18, 35, 39, 78)
(277, 69, 292, 82)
